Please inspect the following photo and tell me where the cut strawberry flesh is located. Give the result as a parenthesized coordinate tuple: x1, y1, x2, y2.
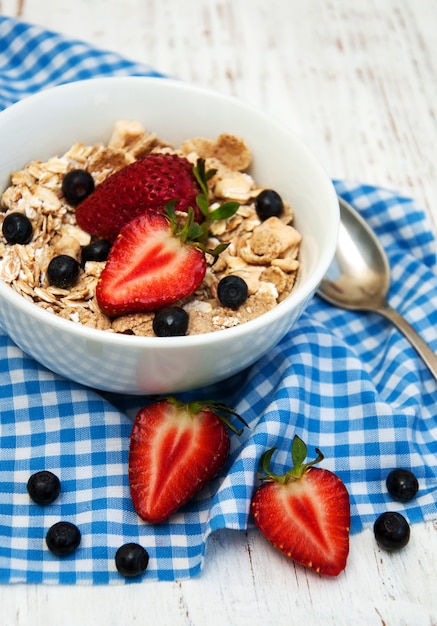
(252, 467, 350, 576)
(129, 401, 230, 523)
(96, 212, 206, 316)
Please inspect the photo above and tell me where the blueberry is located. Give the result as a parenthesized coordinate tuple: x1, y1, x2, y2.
(386, 469, 419, 503)
(27, 470, 61, 505)
(115, 543, 149, 577)
(47, 254, 80, 289)
(81, 239, 112, 266)
(153, 306, 189, 336)
(62, 169, 95, 205)
(255, 189, 284, 221)
(2, 212, 33, 244)
(46, 521, 81, 557)
(373, 512, 410, 551)
(217, 275, 248, 309)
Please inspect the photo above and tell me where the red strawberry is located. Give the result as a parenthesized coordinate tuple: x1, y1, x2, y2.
(251, 436, 350, 576)
(75, 153, 202, 241)
(96, 207, 207, 316)
(128, 398, 246, 523)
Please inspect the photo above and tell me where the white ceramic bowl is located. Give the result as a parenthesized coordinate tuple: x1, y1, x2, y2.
(0, 76, 339, 394)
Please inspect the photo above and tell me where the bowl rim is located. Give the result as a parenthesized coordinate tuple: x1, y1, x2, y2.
(0, 75, 339, 349)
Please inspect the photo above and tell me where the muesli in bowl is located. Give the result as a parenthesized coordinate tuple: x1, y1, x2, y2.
(0, 120, 302, 337)
(0, 76, 338, 393)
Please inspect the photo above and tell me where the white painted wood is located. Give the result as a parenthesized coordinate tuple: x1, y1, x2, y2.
(0, 1, 436, 624)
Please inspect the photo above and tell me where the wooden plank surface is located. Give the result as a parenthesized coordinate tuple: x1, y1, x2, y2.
(0, 1, 436, 625)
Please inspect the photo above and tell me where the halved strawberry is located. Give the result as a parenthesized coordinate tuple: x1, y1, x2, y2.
(75, 153, 202, 241)
(96, 206, 208, 316)
(128, 398, 246, 523)
(251, 436, 350, 576)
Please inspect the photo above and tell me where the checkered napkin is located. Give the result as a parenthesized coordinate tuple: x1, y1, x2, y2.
(1, 17, 436, 585)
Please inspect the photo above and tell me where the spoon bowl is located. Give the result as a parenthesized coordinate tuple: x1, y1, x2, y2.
(318, 198, 390, 310)
(317, 197, 437, 381)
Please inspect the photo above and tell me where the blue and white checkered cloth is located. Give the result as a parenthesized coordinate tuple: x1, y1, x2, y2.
(1, 17, 436, 585)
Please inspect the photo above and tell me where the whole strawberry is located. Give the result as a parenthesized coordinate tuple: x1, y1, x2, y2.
(128, 397, 246, 523)
(251, 435, 350, 576)
(75, 153, 202, 241)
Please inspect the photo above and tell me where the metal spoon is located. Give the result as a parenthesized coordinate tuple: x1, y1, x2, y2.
(317, 196, 437, 381)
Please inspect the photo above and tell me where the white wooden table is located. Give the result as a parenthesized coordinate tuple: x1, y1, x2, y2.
(1, 1, 436, 624)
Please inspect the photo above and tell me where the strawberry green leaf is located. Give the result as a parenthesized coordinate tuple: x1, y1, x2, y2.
(196, 193, 210, 218)
(164, 199, 178, 223)
(291, 435, 307, 467)
(260, 447, 278, 477)
(193, 241, 230, 263)
(176, 206, 195, 243)
(187, 222, 205, 241)
(193, 158, 217, 197)
(208, 202, 240, 221)
(205, 168, 217, 183)
(208, 242, 230, 257)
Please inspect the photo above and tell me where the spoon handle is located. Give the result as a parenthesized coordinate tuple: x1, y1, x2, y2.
(377, 305, 437, 381)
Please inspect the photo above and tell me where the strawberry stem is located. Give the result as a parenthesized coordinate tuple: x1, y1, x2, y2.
(163, 158, 240, 262)
(259, 435, 324, 484)
(193, 158, 216, 199)
(166, 397, 248, 436)
(163, 200, 232, 262)
(192, 158, 239, 226)
(188, 400, 248, 435)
